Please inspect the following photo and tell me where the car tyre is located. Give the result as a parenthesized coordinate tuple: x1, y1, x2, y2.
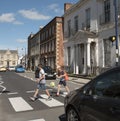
(67, 107, 80, 121)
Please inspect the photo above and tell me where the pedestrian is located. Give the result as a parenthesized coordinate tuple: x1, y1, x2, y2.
(30, 64, 52, 101)
(56, 66, 70, 96)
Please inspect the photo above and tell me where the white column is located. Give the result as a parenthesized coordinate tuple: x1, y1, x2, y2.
(76, 45, 79, 74)
(73, 45, 76, 74)
(87, 42, 91, 67)
(82, 43, 87, 74)
(87, 41, 91, 75)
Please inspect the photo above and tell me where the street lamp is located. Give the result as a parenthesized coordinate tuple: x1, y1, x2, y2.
(114, 0, 119, 66)
(22, 48, 26, 69)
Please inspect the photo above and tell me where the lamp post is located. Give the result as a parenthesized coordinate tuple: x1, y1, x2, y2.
(114, 0, 119, 66)
(22, 47, 26, 69)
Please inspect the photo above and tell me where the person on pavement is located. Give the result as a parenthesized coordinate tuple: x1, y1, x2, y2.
(30, 64, 52, 101)
(56, 66, 70, 96)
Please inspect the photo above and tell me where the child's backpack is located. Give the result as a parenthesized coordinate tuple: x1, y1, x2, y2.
(35, 67, 40, 78)
(65, 72, 69, 81)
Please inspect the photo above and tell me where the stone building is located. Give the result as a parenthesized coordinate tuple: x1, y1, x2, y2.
(0, 49, 18, 67)
(28, 32, 40, 70)
(63, 0, 120, 75)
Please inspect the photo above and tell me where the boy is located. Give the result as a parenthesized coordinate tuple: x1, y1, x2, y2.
(30, 64, 52, 101)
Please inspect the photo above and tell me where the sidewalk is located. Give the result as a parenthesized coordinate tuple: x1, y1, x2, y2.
(68, 76, 90, 84)
(26, 70, 91, 84)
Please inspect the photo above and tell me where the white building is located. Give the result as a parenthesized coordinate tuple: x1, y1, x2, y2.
(63, 0, 120, 75)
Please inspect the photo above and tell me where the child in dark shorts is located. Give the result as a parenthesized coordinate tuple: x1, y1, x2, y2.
(56, 66, 70, 96)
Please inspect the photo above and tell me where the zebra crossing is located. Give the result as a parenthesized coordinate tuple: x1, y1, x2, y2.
(8, 92, 67, 113)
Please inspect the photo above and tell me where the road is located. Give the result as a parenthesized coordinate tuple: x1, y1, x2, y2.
(0, 71, 87, 121)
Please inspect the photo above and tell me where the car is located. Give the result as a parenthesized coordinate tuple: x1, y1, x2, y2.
(42, 66, 56, 79)
(7, 66, 15, 71)
(64, 66, 120, 121)
(15, 65, 25, 73)
(0, 67, 7, 72)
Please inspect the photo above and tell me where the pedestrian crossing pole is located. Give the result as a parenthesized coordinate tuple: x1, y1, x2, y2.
(114, 0, 119, 66)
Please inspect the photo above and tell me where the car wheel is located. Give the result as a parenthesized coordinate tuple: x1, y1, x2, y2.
(67, 107, 80, 121)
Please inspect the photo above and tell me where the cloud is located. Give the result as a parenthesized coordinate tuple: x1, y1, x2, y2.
(48, 3, 64, 14)
(0, 13, 23, 24)
(0, 13, 15, 22)
(16, 39, 27, 43)
(18, 9, 51, 20)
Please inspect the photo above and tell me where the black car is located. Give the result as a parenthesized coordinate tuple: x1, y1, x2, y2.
(42, 66, 56, 79)
(64, 66, 120, 121)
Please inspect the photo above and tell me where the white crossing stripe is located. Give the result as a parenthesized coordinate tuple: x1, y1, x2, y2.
(7, 92, 18, 95)
(61, 92, 68, 97)
(26, 90, 35, 93)
(38, 94, 64, 107)
(9, 97, 33, 112)
(29, 119, 45, 121)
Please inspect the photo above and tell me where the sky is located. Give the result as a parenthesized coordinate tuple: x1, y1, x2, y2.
(0, 0, 79, 56)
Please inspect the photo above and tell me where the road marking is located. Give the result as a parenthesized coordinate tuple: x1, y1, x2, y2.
(0, 81, 6, 95)
(38, 94, 64, 107)
(9, 97, 33, 112)
(7, 92, 18, 95)
(26, 90, 35, 93)
(29, 119, 45, 121)
(61, 92, 68, 97)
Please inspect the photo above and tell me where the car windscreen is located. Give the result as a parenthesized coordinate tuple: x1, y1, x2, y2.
(43, 66, 52, 72)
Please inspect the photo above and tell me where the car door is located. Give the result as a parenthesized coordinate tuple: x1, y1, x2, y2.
(81, 68, 120, 121)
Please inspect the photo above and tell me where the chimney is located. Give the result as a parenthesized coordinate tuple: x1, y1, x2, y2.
(64, 3, 73, 12)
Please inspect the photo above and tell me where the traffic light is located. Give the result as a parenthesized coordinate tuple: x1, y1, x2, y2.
(109, 36, 116, 42)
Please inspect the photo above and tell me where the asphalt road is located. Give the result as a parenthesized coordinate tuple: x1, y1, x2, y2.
(0, 71, 84, 121)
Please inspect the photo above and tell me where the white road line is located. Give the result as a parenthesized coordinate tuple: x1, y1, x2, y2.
(61, 92, 68, 97)
(7, 92, 18, 95)
(29, 119, 45, 121)
(9, 97, 33, 112)
(38, 94, 64, 107)
(26, 90, 35, 93)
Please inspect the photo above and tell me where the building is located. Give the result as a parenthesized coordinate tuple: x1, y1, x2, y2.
(0, 49, 18, 67)
(63, 0, 120, 75)
(28, 32, 40, 71)
(40, 17, 64, 70)
(27, 17, 64, 71)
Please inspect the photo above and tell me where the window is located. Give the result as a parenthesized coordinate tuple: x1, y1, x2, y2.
(67, 47, 71, 65)
(86, 8, 91, 29)
(74, 16, 78, 32)
(104, 0, 110, 23)
(67, 20, 71, 37)
(104, 39, 111, 67)
(92, 70, 120, 98)
(12, 61, 15, 65)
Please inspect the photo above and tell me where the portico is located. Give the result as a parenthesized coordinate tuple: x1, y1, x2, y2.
(64, 30, 97, 75)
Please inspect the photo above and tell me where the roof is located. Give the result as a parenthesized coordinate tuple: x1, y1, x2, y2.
(0, 49, 18, 54)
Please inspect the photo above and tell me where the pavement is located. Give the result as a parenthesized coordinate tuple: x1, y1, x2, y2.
(25, 70, 91, 85)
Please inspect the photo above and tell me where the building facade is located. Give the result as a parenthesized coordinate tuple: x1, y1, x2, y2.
(63, 0, 120, 75)
(40, 17, 64, 70)
(28, 17, 64, 71)
(0, 49, 18, 67)
(28, 32, 40, 71)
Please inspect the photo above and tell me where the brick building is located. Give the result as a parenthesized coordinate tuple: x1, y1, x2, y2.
(28, 17, 64, 71)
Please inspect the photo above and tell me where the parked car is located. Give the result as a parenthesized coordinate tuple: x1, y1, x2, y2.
(0, 67, 7, 72)
(64, 66, 120, 121)
(7, 66, 15, 71)
(42, 66, 56, 79)
(15, 65, 25, 73)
